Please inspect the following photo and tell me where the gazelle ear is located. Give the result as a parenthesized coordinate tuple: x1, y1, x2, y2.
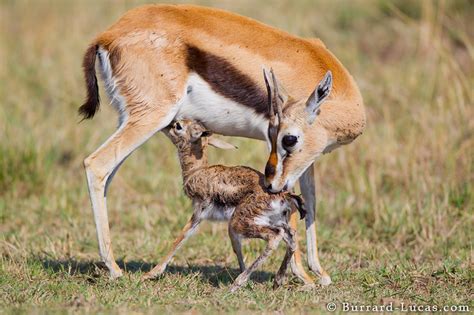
(208, 136, 238, 150)
(306, 71, 332, 124)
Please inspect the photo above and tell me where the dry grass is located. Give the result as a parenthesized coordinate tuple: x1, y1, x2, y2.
(0, 0, 473, 313)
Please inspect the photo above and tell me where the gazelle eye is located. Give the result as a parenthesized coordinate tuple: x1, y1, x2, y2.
(282, 135, 298, 148)
(175, 122, 182, 130)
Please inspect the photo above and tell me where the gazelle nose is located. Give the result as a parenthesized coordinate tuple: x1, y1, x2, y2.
(266, 183, 273, 191)
(265, 162, 276, 177)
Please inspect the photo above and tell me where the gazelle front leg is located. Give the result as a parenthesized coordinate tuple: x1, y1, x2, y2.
(84, 111, 176, 279)
(288, 211, 315, 286)
(299, 163, 331, 285)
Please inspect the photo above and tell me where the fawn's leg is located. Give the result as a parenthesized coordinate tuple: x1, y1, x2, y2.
(228, 226, 246, 272)
(273, 247, 294, 289)
(229, 229, 283, 293)
(143, 214, 201, 280)
(299, 163, 331, 285)
(273, 225, 296, 289)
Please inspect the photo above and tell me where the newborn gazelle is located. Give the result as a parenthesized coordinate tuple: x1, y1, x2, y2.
(143, 119, 308, 291)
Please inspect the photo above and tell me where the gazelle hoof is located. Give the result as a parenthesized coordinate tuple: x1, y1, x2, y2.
(229, 284, 241, 293)
(272, 281, 281, 290)
(273, 276, 286, 289)
(142, 265, 167, 281)
(142, 270, 164, 281)
(319, 274, 332, 286)
(299, 283, 316, 291)
(109, 268, 123, 279)
(141, 272, 156, 281)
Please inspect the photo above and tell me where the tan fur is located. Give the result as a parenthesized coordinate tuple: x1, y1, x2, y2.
(82, 4, 365, 280)
(93, 4, 364, 141)
(289, 211, 315, 285)
(144, 120, 312, 290)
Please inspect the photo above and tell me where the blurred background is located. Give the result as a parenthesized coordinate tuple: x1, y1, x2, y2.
(0, 0, 472, 312)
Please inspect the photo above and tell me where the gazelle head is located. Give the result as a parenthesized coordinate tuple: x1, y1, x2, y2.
(263, 68, 332, 192)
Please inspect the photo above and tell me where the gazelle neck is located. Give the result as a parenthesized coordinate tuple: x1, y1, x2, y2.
(177, 140, 208, 182)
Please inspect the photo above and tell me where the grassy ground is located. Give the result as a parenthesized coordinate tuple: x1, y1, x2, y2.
(1, 0, 473, 313)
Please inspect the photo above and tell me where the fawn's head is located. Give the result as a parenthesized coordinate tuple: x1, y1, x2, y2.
(164, 119, 237, 152)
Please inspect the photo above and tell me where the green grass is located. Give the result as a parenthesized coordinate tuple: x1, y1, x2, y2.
(0, 0, 473, 313)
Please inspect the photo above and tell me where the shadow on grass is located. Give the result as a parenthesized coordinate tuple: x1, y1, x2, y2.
(39, 258, 273, 287)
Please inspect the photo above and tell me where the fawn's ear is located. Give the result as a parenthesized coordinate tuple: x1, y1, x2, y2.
(289, 193, 306, 220)
(189, 122, 208, 142)
(208, 136, 238, 150)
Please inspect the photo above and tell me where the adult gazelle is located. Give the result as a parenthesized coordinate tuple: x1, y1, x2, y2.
(79, 4, 366, 285)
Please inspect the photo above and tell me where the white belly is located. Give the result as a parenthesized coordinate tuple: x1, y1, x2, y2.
(176, 73, 268, 140)
(202, 203, 235, 222)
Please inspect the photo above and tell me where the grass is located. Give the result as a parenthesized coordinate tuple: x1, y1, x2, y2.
(1, 0, 473, 313)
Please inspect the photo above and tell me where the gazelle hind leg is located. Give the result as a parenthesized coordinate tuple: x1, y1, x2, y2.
(84, 109, 177, 279)
(273, 227, 296, 289)
(144, 214, 201, 280)
(228, 226, 245, 272)
(299, 164, 331, 285)
(229, 229, 283, 293)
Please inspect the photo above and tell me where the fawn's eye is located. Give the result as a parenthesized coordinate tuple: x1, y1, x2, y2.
(175, 122, 182, 130)
(282, 135, 298, 150)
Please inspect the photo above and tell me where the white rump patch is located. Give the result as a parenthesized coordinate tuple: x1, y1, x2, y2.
(97, 47, 128, 127)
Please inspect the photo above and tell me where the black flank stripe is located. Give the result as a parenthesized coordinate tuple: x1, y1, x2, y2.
(186, 45, 268, 117)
